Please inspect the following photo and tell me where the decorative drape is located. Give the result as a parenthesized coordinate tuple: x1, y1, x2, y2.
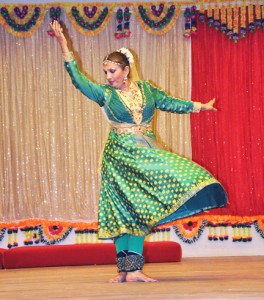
(0, 2, 263, 41)
(0, 11, 192, 222)
(0, 2, 182, 38)
(191, 19, 264, 216)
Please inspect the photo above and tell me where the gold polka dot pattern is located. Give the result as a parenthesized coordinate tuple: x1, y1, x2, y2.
(98, 130, 223, 239)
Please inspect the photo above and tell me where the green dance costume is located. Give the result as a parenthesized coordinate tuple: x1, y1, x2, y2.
(64, 59, 227, 273)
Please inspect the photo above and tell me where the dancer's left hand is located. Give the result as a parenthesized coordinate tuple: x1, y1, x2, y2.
(201, 98, 217, 111)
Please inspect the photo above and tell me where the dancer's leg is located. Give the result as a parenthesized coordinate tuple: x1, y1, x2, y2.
(110, 234, 129, 283)
(126, 235, 157, 282)
(128, 235, 145, 254)
(114, 234, 129, 253)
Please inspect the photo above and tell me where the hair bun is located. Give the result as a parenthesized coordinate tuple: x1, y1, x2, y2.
(117, 48, 134, 65)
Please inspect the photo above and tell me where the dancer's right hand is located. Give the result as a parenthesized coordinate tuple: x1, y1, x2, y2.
(49, 20, 69, 52)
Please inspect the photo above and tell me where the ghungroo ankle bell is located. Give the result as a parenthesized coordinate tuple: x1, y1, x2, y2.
(116, 250, 128, 273)
(125, 252, 145, 272)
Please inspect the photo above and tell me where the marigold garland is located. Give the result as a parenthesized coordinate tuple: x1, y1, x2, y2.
(232, 223, 252, 242)
(148, 226, 171, 241)
(199, 4, 205, 22)
(240, 4, 246, 38)
(21, 226, 40, 245)
(207, 5, 214, 27)
(183, 7, 192, 38)
(0, 227, 6, 242)
(0, 2, 263, 40)
(39, 223, 73, 245)
(0, 216, 264, 248)
(262, 5, 264, 28)
(255, 4, 261, 29)
(0, 4, 46, 38)
(191, 6, 198, 34)
(213, 4, 220, 30)
(133, 3, 181, 35)
(218, 223, 229, 241)
(248, 4, 255, 32)
(173, 218, 207, 244)
(200, 3, 264, 43)
(220, 5, 227, 33)
(253, 220, 264, 239)
(123, 7, 132, 38)
(7, 228, 18, 248)
(74, 228, 102, 243)
(226, 4, 233, 39)
(183, 6, 197, 38)
(208, 222, 220, 241)
(65, 4, 114, 36)
(115, 7, 131, 39)
(207, 222, 229, 241)
(115, 8, 123, 39)
(233, 4, 239, 42)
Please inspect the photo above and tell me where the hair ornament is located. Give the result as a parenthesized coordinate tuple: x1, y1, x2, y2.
(117, 48, 134, 65)
(103, 59, 122, 66)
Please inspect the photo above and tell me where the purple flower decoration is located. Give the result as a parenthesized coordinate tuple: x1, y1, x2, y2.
(221, 23, 227, 33)
(232, 33, 239, 43)
(240, 27, 246, 38)
(207, 17, 214, 27)
(226, 29, 233, 39)
(199, 13, 205, 22)
(255, 19, 261, 29)
(248, 22, 255, 32)
(213, 20, 221, 30)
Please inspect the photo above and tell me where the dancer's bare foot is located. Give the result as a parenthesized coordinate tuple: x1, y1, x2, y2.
(126, 271, 158, 282)
(109, 272, 127, 283)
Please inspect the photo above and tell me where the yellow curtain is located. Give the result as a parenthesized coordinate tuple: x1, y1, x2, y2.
(0, 11, 192, 222)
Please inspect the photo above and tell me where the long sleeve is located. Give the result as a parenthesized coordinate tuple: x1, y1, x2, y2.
(64, 60, 105, 107)
(145, 81, 199, 114)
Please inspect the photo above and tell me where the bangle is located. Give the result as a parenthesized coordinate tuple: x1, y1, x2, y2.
(62, 51, 74, 62)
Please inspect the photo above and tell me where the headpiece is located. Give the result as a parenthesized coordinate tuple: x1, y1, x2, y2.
(103, 48, 134, 66)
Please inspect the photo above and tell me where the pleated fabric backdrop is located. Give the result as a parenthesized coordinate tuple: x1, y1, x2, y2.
(0, 10, 193, 222)
(191, 20, 264, 217)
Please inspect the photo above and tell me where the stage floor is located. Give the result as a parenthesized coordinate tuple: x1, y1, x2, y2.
(0, 256, 264, 299)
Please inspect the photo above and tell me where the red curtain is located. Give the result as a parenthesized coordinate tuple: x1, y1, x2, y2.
(191, 21, 264, 216)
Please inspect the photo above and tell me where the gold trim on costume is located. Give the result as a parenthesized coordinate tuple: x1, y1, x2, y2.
(112, 124, 151, 135)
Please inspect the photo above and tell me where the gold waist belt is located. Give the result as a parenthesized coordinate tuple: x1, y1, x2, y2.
(112, 124, 151, 135)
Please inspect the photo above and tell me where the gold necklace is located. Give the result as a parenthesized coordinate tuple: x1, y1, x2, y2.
(117, 82, 144, 125)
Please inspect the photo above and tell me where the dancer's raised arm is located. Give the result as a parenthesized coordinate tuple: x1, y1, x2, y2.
(49, 20, 69, 54)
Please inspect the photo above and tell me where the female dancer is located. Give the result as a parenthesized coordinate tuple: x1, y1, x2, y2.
(50, 21, 227, 283)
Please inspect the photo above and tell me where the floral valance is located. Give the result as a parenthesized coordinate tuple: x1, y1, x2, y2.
(0, 2, 263, 39)
(1, 215, 264, 248)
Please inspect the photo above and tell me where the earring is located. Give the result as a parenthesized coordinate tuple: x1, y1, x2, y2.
(123, 76, 128, 84)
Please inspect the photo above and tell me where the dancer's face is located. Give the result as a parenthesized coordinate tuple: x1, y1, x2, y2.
(103, 61, 129, 90)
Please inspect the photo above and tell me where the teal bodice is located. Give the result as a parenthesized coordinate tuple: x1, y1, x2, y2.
(64, 60, 195, 124)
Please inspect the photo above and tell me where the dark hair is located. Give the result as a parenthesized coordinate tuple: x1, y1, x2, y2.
(103, 51, 130, 77)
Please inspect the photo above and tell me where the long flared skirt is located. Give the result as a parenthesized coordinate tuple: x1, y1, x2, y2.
(98, 130, 227, 239)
